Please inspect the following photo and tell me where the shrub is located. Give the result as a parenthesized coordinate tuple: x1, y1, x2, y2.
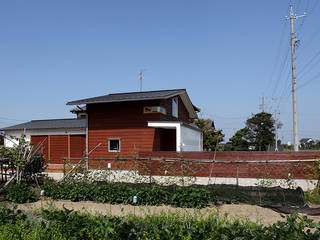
(5, 183, 36, 203)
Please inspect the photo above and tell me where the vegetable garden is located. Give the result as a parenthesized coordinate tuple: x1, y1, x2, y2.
(0, 205, 320, 239)
(1, 135, 320, 239)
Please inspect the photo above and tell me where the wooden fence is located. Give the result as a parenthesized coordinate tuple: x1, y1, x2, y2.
(0, 158, 15, 183)
(61, 154, 320, 181)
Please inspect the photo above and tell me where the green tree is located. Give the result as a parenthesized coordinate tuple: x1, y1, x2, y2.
(0, 134, 3, 146)
(194, 118, 224, 151)
(229, 127, 249, 151)
(245, 112, 276, 151)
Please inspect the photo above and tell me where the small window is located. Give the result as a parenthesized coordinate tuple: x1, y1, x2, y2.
(144, 106, 166, 114)
(172, 98, 178, 118)
(108, 138, 120, 152)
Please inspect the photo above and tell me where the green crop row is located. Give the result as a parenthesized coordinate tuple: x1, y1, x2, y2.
(41, 182, 215, 208)
(2, 183, 37, 203)
(0, 205, 319, 240)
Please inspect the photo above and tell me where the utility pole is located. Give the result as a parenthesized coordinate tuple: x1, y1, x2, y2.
(286, 4, 306, 152)
(259, 96, 265, 112)
(272, 98, 279, 152)
(274, 109, 279, 152)
(138, 70, 147, 92)
(139, 70, 143, 92)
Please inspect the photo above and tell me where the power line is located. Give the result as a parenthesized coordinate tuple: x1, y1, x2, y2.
(297, 70, 320, 90)
(270, 48, 290, 100)
(297, 49, 320, 79)
(296, 0, 320, 56)
(0, 117, 28, 122)
(263, 17, 289, 96)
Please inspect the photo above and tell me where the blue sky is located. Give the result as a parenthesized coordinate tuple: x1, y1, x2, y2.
(1, 0, 319, 143)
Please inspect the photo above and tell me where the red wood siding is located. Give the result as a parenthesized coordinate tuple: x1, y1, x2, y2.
(160, 96, 190, 123)
(49, 135, 68, 164)
(87, 98, 192, 158)
(88, 101, 162, 130)
(88, 128, 157, 158)
(70, 135, 86, 158)
(152, 129, 176, 151)
(31, 135, 86, 164)
(30, 136, 48, 160)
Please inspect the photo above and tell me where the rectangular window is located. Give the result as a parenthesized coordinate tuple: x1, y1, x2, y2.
(172, 98, 178, 118)
(108, 138, 120, 152)
(144, 106, 166, 114)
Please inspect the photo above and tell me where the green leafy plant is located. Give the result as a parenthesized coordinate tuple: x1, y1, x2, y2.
(0, 134, 46, 184)
(5, 183, 36, 203)
(0, 206, 319, 239)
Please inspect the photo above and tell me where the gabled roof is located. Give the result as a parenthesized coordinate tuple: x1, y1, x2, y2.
(67, 89, 200, 119)
(300, 138, 313, 144)
(67, 89, 186, 105)
(1, 118, 87, 131)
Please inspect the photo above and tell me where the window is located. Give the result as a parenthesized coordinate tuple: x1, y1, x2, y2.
(108, 138, 120, 152)
(143, 106, 166, 114)
(172, 97, 178, 118)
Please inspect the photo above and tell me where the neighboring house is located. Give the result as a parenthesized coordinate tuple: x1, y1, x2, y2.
(300, 138, 313, 145)
(1, 89, 203, 164)
(299, 138, 314, 149)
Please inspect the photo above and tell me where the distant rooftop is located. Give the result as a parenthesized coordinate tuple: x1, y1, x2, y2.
(67, 89, 186, 105)
(1, 118, 87, 131)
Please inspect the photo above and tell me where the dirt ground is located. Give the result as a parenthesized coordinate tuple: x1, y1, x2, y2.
(4, 199, 320, 226)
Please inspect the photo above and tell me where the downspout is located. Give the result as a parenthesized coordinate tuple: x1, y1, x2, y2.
(176, 123, 181, 152)
(85, 113, 89, 170)
(86, 114, 88, 154)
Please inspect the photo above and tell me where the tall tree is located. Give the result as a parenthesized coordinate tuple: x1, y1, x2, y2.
(0, 134, 3, 146)
(229, 127, 249, 151)
(194, 118, 224, 151)
(245, 112, 276, 151)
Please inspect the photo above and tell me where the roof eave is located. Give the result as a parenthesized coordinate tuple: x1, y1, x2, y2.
(67, 94, 186, 106)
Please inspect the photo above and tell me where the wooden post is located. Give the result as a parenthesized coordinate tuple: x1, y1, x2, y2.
(48, 136, 51, 161)
(236, 155, 239, 187)
(63, 158, 66, 178)
(236, 163, 239, 187)
(68, 135, 71, 159)
(149, 158, 152, 185)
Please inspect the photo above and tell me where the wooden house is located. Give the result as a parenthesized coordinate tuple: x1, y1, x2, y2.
(2, 89, 203, 164)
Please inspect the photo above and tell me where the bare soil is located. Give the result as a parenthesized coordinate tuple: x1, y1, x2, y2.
(4, 199, 320, 226)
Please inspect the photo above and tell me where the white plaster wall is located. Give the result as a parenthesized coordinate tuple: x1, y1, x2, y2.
(4, 132, 30, 147)
(148, 122, 203, 152)
(180, 125, 203, 151)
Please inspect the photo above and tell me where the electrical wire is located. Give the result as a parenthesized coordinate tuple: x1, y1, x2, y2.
(263, 18, 288, 96)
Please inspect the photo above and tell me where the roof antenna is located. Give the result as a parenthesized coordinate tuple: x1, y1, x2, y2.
(138, 69, 146, 92)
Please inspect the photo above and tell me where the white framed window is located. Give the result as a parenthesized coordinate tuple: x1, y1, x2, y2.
(172, 97, 178, 118)
(143, 106, 166, 114)
(108, 138, 120, 152)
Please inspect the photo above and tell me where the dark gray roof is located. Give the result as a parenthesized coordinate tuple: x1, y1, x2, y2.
(67, 89, 186, 105)
(1, 118, 87, 131)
